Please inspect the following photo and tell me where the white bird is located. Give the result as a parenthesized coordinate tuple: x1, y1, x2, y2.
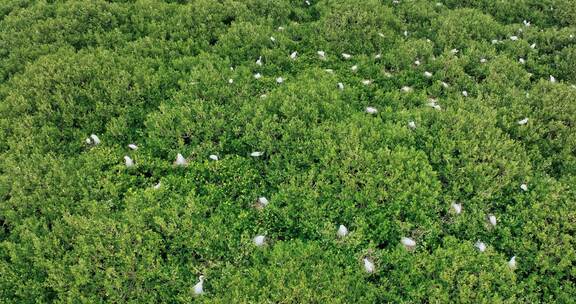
(270, 36, 276, 42)
(361, 79, 372, 85)
(451, 203, 462, 214)
(523, 20, 531, 27)
(475, 241, 486, 252)
(441, 81, 450, 88)
(518, 118, 529, 125)
(374, 53, 382, 59)
(530, 43, 536, 49)
(462, 90, 468, 97)
(550, 75, 556, 83)
(153, 182, 161, 190)
(450, 49, 459, 54)
(508, 256, 517, 270)
(337, 82, 344, 90)
(256, 56, 262, 66)
(277, 26, 285, 31)
(317, 50, 325, 59)
(480, 58, 487, 63)
(175, 153, 187, 166)
(124, 156, 134, 167)
(365, 107, 378, 114)
(427, 98, 441, 110)
(209, 154, 218, 161)
(341, 53, 352, 59)
(193, 275, 204, 295)
(519, 58, 526, 64)
(305, 0, 310, 5)
(325, 69, 334, 74)
(424, 71, 433, 78)
(260, 94, 267, 98)
(404, 30, 408, 37)
(491, 39, 499, 44)
(253, 235, 266, 246)
(378, 32, 385, 37)
(414, 59, 421, 66)
(408, 121, 416, 129)
(520, 183, 528, 191)
(401, 86, 413, 93)
(510, 36, 519, 41)
(401, 237, 416, 249)
(128, 144, 138, 150)
(257, 196, 269, 208)
(351, 65, 358, 72)
(90, 134, 101, 145)
(254, 73, 262, 79)
(337, 225, 348, 237)
(276, 77, 284, 84)
(363, 258, 375, 273)
(85, 137, 92, 144)
(488, 214, 497, 227)
(250, 151, 264, 157)
(290, 51, 298, 60)
(228, 78, 234, 84)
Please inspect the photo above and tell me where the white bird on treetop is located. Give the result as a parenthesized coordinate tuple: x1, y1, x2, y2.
(424, 71, 433, 78)
(337, 225, 348, 237)
(254, 73, 262, 79)
(254, 235, 266, 246)
(451, 203, 462, 214)
(251, 151, 264, 157)
(475, 241, 486, 252)
(124, 156, 134, 167)
(128, 144, 138, 150)
(341, 53, 352, 59)
(153, 182, 161, 190)
(276, 77, 284, 84)
(520, 183, 528, 191)
(337, 82, 344, 90)
(290, 51, 298, 60)
(90, 134, 101, 145)
(193, 275, 205, 295)
(175, 153, 187, 166)
(363, 258, 375, 273)
(518, 118, 529, 125)
(256, 56, 262, 66)
(209, 155, 218, 161)
(317, 50, 325, 59)
(408, 121, 416, 129)
(488, 214, 497, 227)
(257, 197, 269, 208)
(365, 107, 378, 114)
(401, 237, 416, 249)
(508, 256, 517, 270)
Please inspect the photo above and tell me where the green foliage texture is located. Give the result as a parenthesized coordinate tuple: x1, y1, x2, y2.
(1, 0, 575, 303)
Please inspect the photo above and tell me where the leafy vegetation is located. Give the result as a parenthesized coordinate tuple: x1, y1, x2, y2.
(1, 0, 575, 302)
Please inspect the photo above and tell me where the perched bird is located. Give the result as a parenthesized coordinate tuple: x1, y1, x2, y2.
(270, 36, 276, 42)
(487, 214, 497, 227)
(251, 151, 264, 157)
(276, 77, 284, 84)
(341, 53, 352, 59)
(520, 183, 528, 191)
(378, 32, 385, 37)
(337, 225, 348, 237)
(408, 121, 416, 129)
(351, 65, 358, 72)
(424, 71, 433, 78)
(441, 81, 450, 88)
(462, 90, 468, 97)
(401, 237, 416, 250)
(510, 36, 519, 41)
(317, 50, 325, 59)
(90, 134, 101, 145)
(128, 144, 138, 150)
(491, 39, 499, 44)
(256, 56, 262, 66)
(124, 156, 134, 167)
(427, 98, 441, 110)
(361, 79, 372, 85)
(374, 53, 382, 59)
(401, 86, 413, 93)
(193, 275, 204, 295)
(290, 51, 298, 60)
(480, 58, 487, 63)
(153, 182, 161, 190)
(256, 196, 269, 208)
(85, 137, 92, 144)
(277, 26, 285, 31)
(325, 69, 334, 74)
(253, 235, 266, 246)
(228, 78, 234, 84)
(363, 258, 375, 273)
(475, 241, 487, 252)
(519, 58, 526, 64)
(404, 30, 408, 37)
(518, 118, 529, 125)
(175, 153, 188, 166)
(254, 73, 262, 79)
(550, 75, 556, 83)
(209, 155, 219, 161)
(414, 59, 421, 66)
(530, 43, 536, 49)
(365, 107, 378, 114)
(508, 256, 517, 270)
(337, 82, 344, 90)
(523, 20, 531, 27)
(451, 203, 462, 214)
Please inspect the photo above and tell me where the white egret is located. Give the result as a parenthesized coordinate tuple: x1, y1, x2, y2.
(254, 235, 266, 246)
(251, 151, 264, 157)
(475, 241, 486, 252)
(257, 197, 269, 208)
(401, 237, 416, 250)
(424, 71, 433, 78)
(401, 86, 412, 92)
(408, 121, 416, 129)
(341, 53, 352, 59)
(276, 77, 284, 84)
(153, 182, 161, 190)
(175, 153, 188, 166)
(451, 203, 462, 214)
(317, 50, 325, 59)
(337, 225, 348, 237)
(90, 134, 101, 145)
(337, 82, 344, 90)
(462, 90, 468, 97)
(124, 156, 134, 167)
(510, 36, 519, 41)
(193, 275, 204, 295)
(488, 214, 497, 227)
(365, 107, 378, 114)
(550, 75, 556, 83)
(254, 73, 262, 79)
(518, 118, 529, 125)
(508, 256, 517, 270)
(290, 51, 298, 60)
(363, 258, 375, 273)
(520, 183, 528, 191)
(256, 56, 262, 66)
(361, 79, 372, 85)
(209, 155, 218, 161)
(128, 144, 138, 150)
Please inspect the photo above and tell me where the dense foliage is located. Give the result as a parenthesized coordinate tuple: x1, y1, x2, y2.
(1, 0, 575, 302)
